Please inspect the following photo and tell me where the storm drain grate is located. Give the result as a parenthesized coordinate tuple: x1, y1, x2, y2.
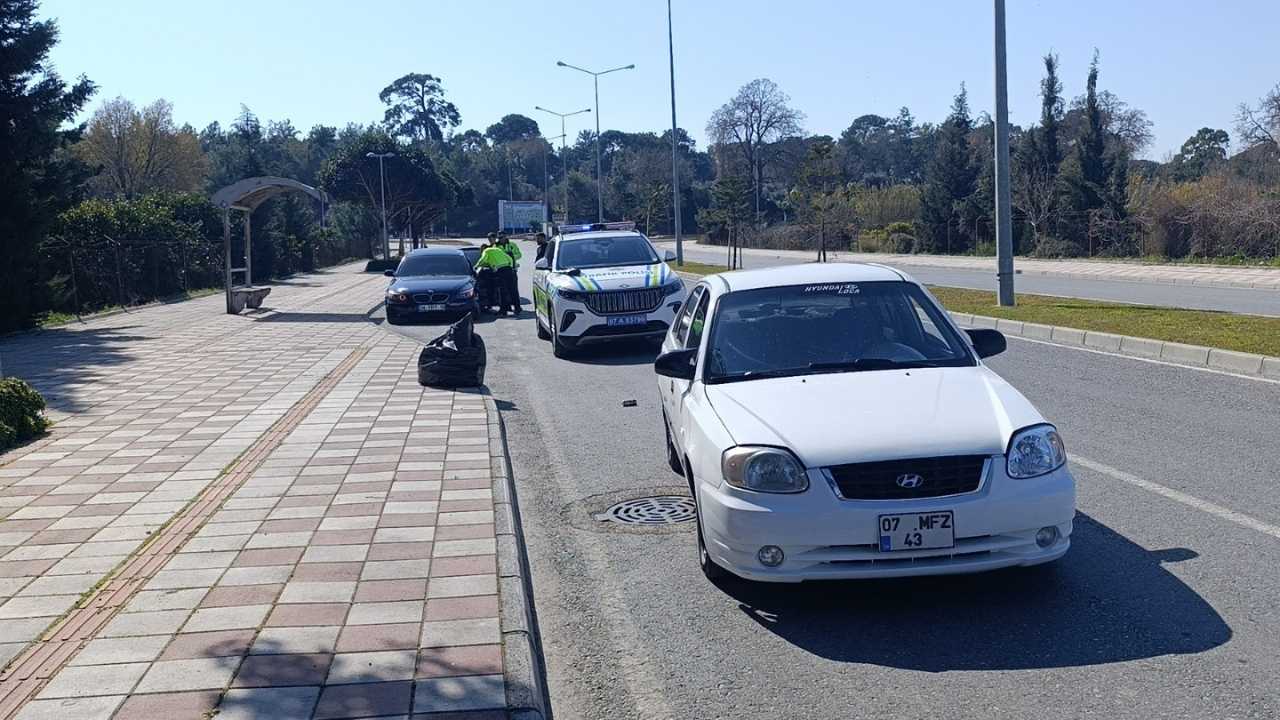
(596, 496, 697, 526)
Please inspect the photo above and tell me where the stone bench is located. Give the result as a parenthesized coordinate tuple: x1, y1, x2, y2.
(228, 286, 271, 313)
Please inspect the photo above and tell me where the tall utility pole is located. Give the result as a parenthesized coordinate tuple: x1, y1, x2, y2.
(556, 60, 635, 222)
(666, 0, 683, 264)
(993, 0, 1015, 306)
(535, 105, 591, 222)
(366, 151, 395, 260)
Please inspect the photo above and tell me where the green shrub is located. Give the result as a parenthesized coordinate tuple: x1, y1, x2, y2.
(0, 378, 49, 450)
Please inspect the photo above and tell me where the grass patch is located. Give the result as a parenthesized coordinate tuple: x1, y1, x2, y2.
(36, 287, 221, 329)
(673, 261, 732, 276)
(928, 286, 1280, 357)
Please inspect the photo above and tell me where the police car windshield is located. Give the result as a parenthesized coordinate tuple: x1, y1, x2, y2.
(705, 281, 975, 384)
(396, 253, 472, 277)
(556, 235, 657, 270)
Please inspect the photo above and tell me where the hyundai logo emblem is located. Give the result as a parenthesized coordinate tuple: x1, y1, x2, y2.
(895, 473, 924, 489)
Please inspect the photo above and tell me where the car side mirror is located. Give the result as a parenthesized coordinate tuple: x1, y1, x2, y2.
(966, 328, 1007, 359)
(663, 249, 677, 262)
(534, 257, 549, 270)
(383, 269, 395, 277)
(655, 348, 697, 380)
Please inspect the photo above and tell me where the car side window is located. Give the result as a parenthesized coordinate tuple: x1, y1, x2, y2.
(673, 286, 704, 345)
(684, 292, 710, 349)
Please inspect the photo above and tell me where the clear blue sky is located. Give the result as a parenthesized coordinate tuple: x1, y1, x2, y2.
(38, 0, 1279, 160)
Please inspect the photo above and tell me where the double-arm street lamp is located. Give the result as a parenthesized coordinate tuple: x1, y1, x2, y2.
(366, 151, 395, 260)
(534, 106, 591, 224)
(555, 61, 634, 222)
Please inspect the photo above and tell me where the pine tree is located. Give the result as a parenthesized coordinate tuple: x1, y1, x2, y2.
(918, 85, 978, 253)
(0, 0, 95, 330)
(1059, 52, 1113, 254)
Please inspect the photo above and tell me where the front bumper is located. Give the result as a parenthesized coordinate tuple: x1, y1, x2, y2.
(699, 460, 1075, 582)
(555, 297, 682, 343)
(386, 299, 478, 321)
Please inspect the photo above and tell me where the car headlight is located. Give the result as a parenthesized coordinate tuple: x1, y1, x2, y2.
(386, 291, 410, 304)
(1006, 424, 1067, 478)
(457, 286, 476, 299)
(662, 276, 684, 296)
(722, 446, 808, 493)
(557, 287, 588, 302)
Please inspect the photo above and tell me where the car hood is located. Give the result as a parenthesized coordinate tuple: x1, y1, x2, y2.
(389, 275, 473, 294)
(551, 262, 674, 292)
(702, 366, 1044, 468)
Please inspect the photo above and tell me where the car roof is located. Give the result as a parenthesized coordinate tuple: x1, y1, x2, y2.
(404, 246, 466, 256)
(705, 262, 912, 293)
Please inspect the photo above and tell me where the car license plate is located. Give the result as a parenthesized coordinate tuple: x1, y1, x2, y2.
(418, 304, 446, 312)
(606, 314, 646, 327)
(878, 511, 954, 551)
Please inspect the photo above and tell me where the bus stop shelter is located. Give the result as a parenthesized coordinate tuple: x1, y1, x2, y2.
(211, 176, 329, 314)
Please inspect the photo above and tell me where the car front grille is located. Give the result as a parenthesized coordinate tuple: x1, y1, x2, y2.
(412, 292, 450, 303)
(826, 455, 988, 500)
(583, 288, 665, 315)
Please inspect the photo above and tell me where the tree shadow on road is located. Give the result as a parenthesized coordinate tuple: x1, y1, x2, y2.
(0, 325, 150, 414)
(721, 511, 1230, 671)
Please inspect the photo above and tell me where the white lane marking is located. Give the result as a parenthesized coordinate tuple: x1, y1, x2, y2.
(1073, 454, 1280, 541)
(1005, 334, 1280, 386)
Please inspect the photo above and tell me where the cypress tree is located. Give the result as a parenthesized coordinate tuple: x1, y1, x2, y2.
(918, 85, 978, 253)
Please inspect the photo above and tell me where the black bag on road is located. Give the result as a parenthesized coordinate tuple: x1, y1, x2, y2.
(418, 315, 487, 388)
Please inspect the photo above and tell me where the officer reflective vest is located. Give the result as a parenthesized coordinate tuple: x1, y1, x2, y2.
(475, 246, 514, 271)
(499, 242, 522, 265)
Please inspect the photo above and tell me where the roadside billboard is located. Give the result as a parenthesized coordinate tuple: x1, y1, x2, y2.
(498, 200, 547, 233)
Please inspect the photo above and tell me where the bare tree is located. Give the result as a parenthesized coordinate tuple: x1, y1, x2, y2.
(706, 78, 804, 223)
(76, 98, 207, 198)
(1236, 83, 1280, 150)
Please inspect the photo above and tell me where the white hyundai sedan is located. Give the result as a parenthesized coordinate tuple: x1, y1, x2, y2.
(656, 263, 1075, 583)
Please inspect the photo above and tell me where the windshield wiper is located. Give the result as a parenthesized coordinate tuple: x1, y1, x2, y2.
(807, 359, 941, 371)
(708, 367, 815, 384)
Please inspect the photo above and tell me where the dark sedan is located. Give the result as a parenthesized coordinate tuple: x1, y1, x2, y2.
(384, 248, 479, 325)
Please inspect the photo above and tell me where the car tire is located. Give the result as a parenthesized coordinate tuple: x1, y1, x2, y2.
(686, 461, 730, 582)
(536, 315, 551, 340)
(663, 412, 684, 475)
(550, 304, 575, 358)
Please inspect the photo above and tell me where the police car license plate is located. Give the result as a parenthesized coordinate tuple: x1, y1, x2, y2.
(418, 304, 446, 312)
(606, 314, 646, 327)
(878, 511, 954, 551)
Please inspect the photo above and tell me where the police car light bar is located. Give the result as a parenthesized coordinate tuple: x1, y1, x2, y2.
(558, 221, 638, 235)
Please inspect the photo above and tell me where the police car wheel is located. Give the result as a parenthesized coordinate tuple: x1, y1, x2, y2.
(550, 303, 575, 358)
(536, 316, 551, 340)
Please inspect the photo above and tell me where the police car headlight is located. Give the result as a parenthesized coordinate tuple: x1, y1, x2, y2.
(661, 276, 685, 296)
(1006, 424, 1066, 478)
(558, 288, 588, 302)
(722, 447, 808, 494)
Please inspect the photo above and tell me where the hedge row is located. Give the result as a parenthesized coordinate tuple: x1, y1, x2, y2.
(0, 379, 49, 452)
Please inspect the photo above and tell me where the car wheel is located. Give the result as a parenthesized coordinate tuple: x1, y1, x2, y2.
(695, 500, 729, 582)
(686, 461, 729, 582)
(663, 412, 684, 475)
(550, 304, 575, 358)
(536, 314, 551, 340)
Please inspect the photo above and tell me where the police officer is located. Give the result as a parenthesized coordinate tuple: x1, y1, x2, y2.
(496, 233, 523, 314)
(474, 240, 515, 314)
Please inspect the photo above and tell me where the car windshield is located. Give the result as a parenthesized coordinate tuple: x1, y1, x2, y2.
(705, 281, 975, 384)
(396, 253, 471, 277)
(555, 235, 657, 270)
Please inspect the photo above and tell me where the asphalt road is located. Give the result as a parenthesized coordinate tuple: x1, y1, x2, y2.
(666, 242, 1280, 317)
(386, 243, 1280, 720)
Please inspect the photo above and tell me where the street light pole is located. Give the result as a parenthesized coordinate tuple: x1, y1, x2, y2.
(556, 60, 635, 223)
(667, 0, 683, 264)
(993, 0, 1015, 306)
(366, 152, 395, 260)
(535, 106, 591, 223)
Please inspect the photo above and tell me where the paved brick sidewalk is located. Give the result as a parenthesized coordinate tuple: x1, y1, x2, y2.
(0, 265, 529, 719)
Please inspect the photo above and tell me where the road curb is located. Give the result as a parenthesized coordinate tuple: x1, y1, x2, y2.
(676, 270, 1279, 380)
(483, 393, 551, 720)
(952, 312, 1280, 380)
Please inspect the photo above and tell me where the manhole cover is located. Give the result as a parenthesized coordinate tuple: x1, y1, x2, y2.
(596, 496, 696, 526)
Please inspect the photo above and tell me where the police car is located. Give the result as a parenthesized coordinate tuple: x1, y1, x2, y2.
(533, 223, 687, 357)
